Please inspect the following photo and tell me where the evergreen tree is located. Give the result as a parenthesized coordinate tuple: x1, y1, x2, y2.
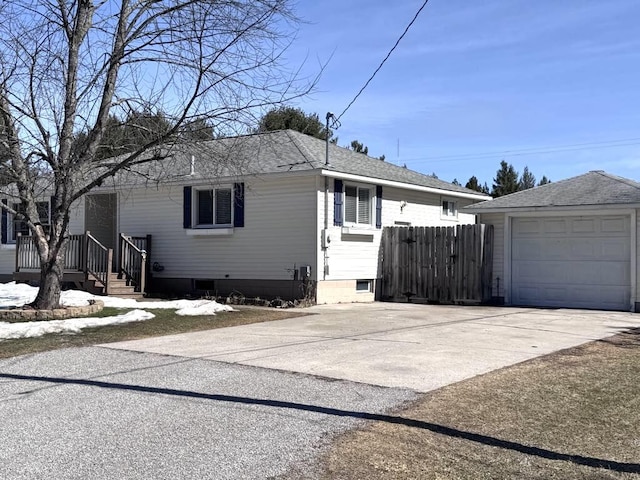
(349, 140, 368, 155)
(256, 106, 335, 142)
(538, 175, 551, 186)
(465, 176, 481, 192)
(518, 166, 536, 190)
(452, 178, 461, 186)
(465, 176, 491, 194)
(492, 160, 519, 197)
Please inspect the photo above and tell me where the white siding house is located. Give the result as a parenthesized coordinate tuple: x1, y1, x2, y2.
(2, 130, 489, 303)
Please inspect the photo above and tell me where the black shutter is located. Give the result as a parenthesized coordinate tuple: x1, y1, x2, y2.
(1, 199, 7, 244)
(333, 179, 343, 226)
(376, 185, 383, 229)
(233, 182, 245, 228)
(183, 186, 192, 228)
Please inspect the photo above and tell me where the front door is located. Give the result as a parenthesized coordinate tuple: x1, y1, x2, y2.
(85, 193, 117, 251)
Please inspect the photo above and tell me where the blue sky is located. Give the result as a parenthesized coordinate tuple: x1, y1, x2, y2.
(286, 0, 640, 188)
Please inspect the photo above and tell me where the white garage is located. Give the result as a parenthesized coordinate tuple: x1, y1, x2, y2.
(464, 171, 640, 312)
(510, 215, 630, 310)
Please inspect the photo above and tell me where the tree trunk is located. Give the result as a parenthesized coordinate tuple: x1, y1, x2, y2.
(30, 258, 64, 310)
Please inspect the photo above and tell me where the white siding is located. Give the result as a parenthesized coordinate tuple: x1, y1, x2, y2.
(0, 246, 15, 275)
(479, 213, 505, 299)
(117, 176, 318, 281)
(381, 187, 476, 226)
(68, 199, 85, 234)
(319, 181, 479, 281)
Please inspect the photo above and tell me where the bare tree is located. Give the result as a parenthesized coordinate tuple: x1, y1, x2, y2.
(0, 0, 314, 309)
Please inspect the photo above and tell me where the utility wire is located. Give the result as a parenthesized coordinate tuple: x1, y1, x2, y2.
(335, 0, 430, 123)
(404, 137, 640, 164)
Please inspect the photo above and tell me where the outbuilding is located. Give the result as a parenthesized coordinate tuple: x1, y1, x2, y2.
(464, 171, 640, 312)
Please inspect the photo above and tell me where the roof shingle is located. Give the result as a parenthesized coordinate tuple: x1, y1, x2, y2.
(117, 130, 487, 198)
(464, 170, 640, 211)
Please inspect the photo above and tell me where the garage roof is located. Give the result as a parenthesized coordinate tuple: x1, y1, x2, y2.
(464, 170, 640, 212)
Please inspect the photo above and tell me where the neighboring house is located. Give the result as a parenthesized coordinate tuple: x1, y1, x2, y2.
(464, 170, 640, 312)
(1, 130, 489, 303)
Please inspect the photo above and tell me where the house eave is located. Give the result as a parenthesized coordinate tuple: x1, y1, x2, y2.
(465, 203, 640, 214)
(320, 170, 490, 201)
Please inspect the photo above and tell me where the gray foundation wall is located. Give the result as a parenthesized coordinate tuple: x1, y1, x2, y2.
(150, 277, 312, 301)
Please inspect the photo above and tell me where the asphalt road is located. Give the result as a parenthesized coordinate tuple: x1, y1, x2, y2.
(4, 303, 639, 478)
(0, 347, 416, 479)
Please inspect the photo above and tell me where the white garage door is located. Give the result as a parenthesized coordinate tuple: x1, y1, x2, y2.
(511, 215, 630, 310)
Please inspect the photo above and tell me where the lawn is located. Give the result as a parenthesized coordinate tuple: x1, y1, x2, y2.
(0, 306, 306, 359)
(295, 328, 640, 480)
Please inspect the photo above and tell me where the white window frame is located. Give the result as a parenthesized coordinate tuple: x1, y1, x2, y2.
(8, 201, 50, 243)
(343, 183, 374, 227)
(193, 185, 233, 229)
(441, 198, 458, 220)
(356, 279, 373, 293)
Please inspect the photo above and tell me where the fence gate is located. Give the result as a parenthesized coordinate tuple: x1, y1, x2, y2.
(379, 224, 493, 304)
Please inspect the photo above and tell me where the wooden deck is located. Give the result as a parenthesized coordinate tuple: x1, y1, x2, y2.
(13, 270, 86, 283)
(13, 232, 151, 297)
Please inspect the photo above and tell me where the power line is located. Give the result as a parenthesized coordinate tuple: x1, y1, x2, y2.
(403, 137, 640, 164)
(335, 0, 431, 123)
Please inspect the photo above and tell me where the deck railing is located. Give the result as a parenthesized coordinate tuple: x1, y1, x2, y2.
(119, 233, 148, 293)
(15, 234, 85, 271)
(15, 235, 39, 271)
(15, 231, 150, 295)
(86, 232, 111, 290)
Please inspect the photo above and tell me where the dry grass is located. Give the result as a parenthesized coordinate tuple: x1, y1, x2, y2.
(296, 328, 640, 480)
(0, 306, 307, 359)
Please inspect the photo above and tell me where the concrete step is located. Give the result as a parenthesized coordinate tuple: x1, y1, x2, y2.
(84, 272, 144, 298)
(82, 284, 106, 296)
(108, 292, 144, 299)
(107, 284, 138, 293)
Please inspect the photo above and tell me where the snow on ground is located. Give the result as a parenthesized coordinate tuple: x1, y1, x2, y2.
(0, 282, 235, 340)
(0, 282, 233, 315)
(0, 310, 155, 340)
(60, 289, 234, 315)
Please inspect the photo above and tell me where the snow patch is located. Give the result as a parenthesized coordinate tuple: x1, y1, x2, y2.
(0, 282, 235, 340)
(0, 310, 155, 340)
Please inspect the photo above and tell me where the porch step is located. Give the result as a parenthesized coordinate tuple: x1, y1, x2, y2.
(85, 274, 143, 298)
(107, 292, 145, 299)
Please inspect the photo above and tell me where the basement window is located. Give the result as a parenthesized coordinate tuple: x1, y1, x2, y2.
(356, 279, 373, 292)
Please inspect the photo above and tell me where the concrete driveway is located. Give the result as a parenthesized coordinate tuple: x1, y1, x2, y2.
(105, 303, 640, 392)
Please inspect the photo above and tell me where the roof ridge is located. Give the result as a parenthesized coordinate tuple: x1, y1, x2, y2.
(285, 130, 322, 167)
(594, 170, 640, 191)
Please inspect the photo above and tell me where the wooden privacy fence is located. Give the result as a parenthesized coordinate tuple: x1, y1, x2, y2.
(379, 224, 493, 304)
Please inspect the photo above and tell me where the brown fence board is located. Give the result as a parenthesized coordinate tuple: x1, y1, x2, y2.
(380, 224, 493, 304)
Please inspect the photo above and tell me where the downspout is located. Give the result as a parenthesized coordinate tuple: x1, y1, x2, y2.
(323, 112, 333, 280)
(323, 176, 329, 280)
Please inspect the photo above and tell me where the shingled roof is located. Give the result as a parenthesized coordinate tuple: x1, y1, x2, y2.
(115, 130, 487, 199)
(287, 130, 485, 196)
(464, 170, 640, 212)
